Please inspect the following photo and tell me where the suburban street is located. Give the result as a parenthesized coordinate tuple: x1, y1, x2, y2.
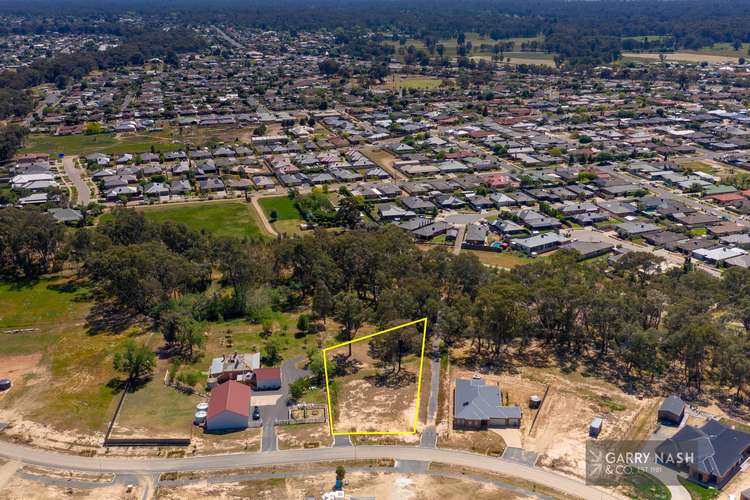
(61, 156, 92, 206)
(0, 440, 617, 499)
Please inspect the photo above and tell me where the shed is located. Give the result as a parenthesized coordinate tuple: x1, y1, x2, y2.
(205, 380, 251, 432)
(658, 395, 686, 425)
(253, 367, 282, 391)
(590, 417, 603, 438)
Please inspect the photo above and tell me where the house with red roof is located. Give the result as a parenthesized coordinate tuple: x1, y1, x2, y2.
(205, 380, 251, 432)
(707, 192, 746, 205)
(253, 367, 282, 390)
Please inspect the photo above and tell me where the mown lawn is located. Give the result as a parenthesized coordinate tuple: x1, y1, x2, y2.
(393, 76, 443, 90)
(623, 471, 671, 500)
(678, 477, 719, 500)
(258, 195, 302, 220)
(137, 201, 266, 240)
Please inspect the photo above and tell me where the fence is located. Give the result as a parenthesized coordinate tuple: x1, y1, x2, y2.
(163, 370, 206, 398)
(275, 416, 326, 426)
(103, 438, 191, 447)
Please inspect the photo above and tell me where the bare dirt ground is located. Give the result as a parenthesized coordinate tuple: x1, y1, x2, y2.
(361, 147, 406, 180)
(522, 368, 658, 479)
(0, 476, 139, 500)
(328, 338, 424, 435)
(156, 471, 525, 500)
(276, 422, 330, 449)
(721, 470, 750, 500)
(190, 427, 262, 455)
(0, 354, 45, 408)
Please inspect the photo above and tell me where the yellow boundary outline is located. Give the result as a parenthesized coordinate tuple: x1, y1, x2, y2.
(322, 317, 428, 436)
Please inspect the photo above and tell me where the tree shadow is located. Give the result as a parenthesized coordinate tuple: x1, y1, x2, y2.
(329, 353, 362, 377)
(86, 301, 145, 335)
(6, 278, 41, 291)
(365, 369, 417, 389)
(106, 376, 151, 394)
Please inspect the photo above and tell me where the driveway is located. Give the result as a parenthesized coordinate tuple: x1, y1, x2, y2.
(259, 355, 309, 452)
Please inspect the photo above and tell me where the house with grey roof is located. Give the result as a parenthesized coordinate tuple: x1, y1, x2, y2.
(378, 204, 416, 221)
(511, 232, 569, 255)
(656, 420, 750, 487)
(616, 222, 661, 239)
(48, 208, 83, 225)
(453, 378, 521, 430)
(462, 223, 489, 247)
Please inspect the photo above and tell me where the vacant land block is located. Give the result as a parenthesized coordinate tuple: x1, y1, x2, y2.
(136, 201, 267, 239)
(0, 277, 139, 447)
(324, 319, 427, 436)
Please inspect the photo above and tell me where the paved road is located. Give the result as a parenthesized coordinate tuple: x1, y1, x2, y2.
(61, 156, 92, 206)
(420, 338, 441, 448)
(0, 440, 615, 499)
(452, 225, 466, 255)
(120, 93, 133, 113)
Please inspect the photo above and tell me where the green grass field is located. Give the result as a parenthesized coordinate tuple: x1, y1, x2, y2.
(137, 201, 267, 239)
(258, 196, 302, 220)
(0, 278, 90, 331)
(20, 133, 186, 156)
(0, 276, 136, 434)
(111, 370, 196, 438)
(392, 76, 444, 89)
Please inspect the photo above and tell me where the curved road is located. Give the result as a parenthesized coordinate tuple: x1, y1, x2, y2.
(61, 156, 92, 206)
(0, 441, 615, 499)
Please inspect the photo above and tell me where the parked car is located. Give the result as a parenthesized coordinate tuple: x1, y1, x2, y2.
(252, 406, 260, 420)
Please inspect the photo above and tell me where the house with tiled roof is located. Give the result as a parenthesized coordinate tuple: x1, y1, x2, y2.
(453, 378, 521, 430)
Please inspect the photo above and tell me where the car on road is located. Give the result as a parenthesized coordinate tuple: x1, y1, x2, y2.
(252, 406, 260, 420)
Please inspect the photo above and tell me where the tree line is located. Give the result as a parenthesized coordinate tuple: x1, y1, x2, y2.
(45, 208, 748, 402)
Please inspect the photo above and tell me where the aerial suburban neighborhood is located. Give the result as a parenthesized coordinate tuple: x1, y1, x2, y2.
(2, 0, 750, 499)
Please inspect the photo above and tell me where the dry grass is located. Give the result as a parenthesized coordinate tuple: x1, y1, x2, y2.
(276, 422, 330, 450)
(622, 52, 738, 64)
(437, 429, 507, 456)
